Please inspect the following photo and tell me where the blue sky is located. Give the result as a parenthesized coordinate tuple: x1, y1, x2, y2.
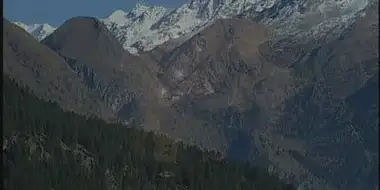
(4, 0, 187, 27)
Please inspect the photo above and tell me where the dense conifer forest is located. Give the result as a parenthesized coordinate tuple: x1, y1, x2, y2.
(2, 75, 294, 190)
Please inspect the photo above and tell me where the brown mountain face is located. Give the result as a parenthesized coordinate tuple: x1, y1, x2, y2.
(152, 17, 314, 186)
(266, 3, 379, 189)
(148, 5, 378, 189)
(150, 18, 306, 152)
(3, 2, 378, 189)
(157, 18, 269, 98)
(249, 3, 378, 189)
(41, 17, 167, 127)
(3, 19, 113, 119)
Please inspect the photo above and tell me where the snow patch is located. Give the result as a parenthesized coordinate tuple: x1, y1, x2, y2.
(13, 22, 56, 41)
(108, 10, 127, 25)
(160, 87, 169, 97)
(173, 69, 185, 80)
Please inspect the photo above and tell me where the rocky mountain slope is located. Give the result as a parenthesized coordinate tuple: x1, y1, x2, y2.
(39, 16, 230, 150)
(40, 16, 176, 131)
(3, 75, 295, 190)
(3, 19, 112, 119)
(4, 0, 378, 190)
(252, 2, 379, 189)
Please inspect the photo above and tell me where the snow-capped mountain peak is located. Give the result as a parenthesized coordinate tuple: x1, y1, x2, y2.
(101, 0, 372, 54)
(14, 22, 56, 41)
(108, 10, 127, 25)
(36, 24, 55, 34)
(13, 0, 372, 54)
(13, 21, 29, 30)
(100, 0, 290, 54)
(101, 3, 172, 54)
(132, 2, 157, 16)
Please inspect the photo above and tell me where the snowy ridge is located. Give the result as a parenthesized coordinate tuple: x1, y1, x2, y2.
(101, 3, 172, 54)
(101, 0, 370, 54)
(13, 0, 371, 54)
(100, 0, 281, 53)
(14, 22, 56, 41)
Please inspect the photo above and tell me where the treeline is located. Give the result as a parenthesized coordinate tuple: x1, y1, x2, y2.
(3, 75, 294, 190)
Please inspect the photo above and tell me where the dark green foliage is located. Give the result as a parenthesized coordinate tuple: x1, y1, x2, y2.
(3, 75, 294, 190)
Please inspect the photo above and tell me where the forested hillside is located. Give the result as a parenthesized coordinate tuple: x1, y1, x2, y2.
(2, 75, 294, 190)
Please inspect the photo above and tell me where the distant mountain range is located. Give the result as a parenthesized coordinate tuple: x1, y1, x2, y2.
(14, 0, 372, 54)
(4, 0, 378, 190)
(13, 21, 55, 41)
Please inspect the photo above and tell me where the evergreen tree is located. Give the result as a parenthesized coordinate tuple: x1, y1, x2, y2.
(3, 75, 295, 190)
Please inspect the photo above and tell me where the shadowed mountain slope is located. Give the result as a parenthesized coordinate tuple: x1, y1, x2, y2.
(147, 4, 379, 189)
(3, 74, 295, 190)
(264, 3, 379, 189)
(41, 17, 168, 127)
(3, 19, 113, 119)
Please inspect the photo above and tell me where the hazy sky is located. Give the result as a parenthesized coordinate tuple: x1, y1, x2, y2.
(4, 0, 187, 27)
